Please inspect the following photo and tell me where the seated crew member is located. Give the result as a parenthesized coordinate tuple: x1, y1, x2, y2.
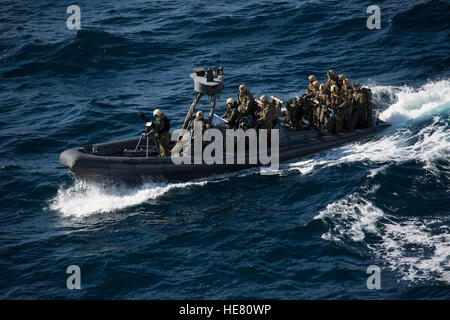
(326, 69, 338, 88)
(258, 95, 277, 132)
(341, 78, 352, 98)
(237, 84, 258, 117)
(340, 78, 353, 130)
(222, 97, 238, 120)
(235, 105, 255, 131)
(307, 75, 318, 95)
(312, 80, 321, 96)
(350, 83, 373, 130)
(309, 80, 322, 124)
(330, 85, 349, 133)
(286, 96, 304, 129)
(337, 74, 347, 90)
(316, 84, 331, 129)
(189, 110, 208, 132)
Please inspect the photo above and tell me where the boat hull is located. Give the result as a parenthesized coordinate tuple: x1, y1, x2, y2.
(60, 120, 390, 182)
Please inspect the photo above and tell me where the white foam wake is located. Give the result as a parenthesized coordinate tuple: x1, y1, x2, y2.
(289, 117, 449, 176)
(49, 179, 208, 218)
(315, 192, 450, 284)
(373, 217, 450, 284)
(315, 194, 384, 242)
(375, 80, 450, 123)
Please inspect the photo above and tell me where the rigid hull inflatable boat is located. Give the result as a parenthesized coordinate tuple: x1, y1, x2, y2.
(60, 66, 390, 182)
(60, 120, 390, 182)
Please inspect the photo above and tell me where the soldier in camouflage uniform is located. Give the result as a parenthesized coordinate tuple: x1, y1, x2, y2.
(237, 84, 258, 117)
(189, 110, 208, 132)
(307, 75, 318, 95)
(337, 74, 347, 90)
(326, 69, 338, 89)
(286, 97, 304, 129)
(330, 85, 350, 133)
(147, 108, 171, 157)
(222, 97, 237, 120)
(341, 78, 352, 97)
(258, 95, 277, 132)
(350, 83, 373, 130)
(296, 76, 316, 124)
(316, 84, 331, 129)
(309, 80, 321, 125)
(222, 97, 239, 128)
(340, 77, 353, 131)
(235, 105, 256, 131)
(312, 80, 320, 94)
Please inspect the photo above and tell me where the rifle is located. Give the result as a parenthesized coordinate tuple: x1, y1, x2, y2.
(255, 99, 264, 108)
(271, 96, 284, 105)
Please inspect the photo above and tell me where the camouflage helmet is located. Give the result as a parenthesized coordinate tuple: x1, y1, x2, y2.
(153, 109, 163, 118)
(196, 110, 204, 118)
(330, 85, 338, 93)
(226, 97, 235, 104)
(308, 75, 317, 82)
(313, 80, 320, 89)
(259, 95, 268, 102)
(353, 82, 361, 90)
(344, 78, 351, 85)
(338, 74, 346, 81)
(239, 84, 247, 92)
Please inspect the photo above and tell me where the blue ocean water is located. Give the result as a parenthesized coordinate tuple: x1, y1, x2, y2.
(0, 0, 449, 299)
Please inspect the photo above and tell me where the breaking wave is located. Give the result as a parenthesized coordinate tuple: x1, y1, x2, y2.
(376, 80, 450, 124)
(315, 193, 384, 242)
(373, 216, 450, 284)
(49, 179, 208, 218)
(315, 192, 450, 284)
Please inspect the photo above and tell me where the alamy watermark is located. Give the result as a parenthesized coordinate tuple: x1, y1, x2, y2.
(366, 5, 381, 30)
(366, 265, 381, 289)
(171, 121, 279, 175)
(66, 265, 81, 289)
(66, 5, 81, 30)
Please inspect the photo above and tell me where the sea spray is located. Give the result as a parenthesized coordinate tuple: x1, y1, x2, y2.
(49, 179, 208, 218)
(375, 80, 450, 123)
